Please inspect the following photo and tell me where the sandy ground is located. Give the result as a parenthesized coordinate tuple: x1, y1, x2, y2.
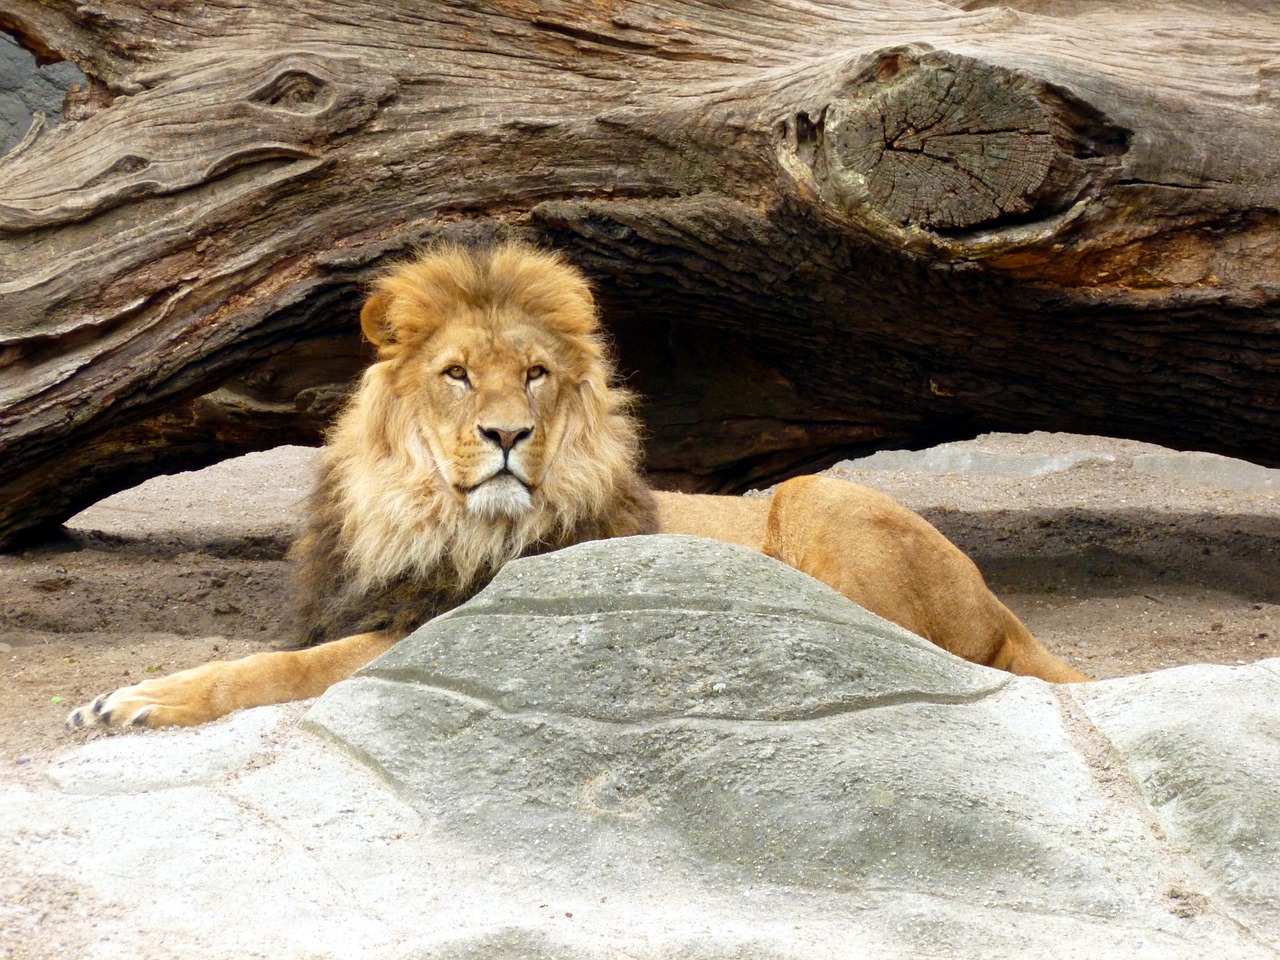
(2, 434, 1279, 785)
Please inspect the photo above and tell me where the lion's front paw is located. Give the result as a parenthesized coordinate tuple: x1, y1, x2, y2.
(66, 686, 151, 732)
(66, 684, 167, 730)
(65, 670, 219, 731)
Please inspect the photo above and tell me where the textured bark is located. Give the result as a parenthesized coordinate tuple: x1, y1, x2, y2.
(0, 0, 1278, 547)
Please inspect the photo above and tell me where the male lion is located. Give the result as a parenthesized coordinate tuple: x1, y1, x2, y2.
(68, 243, 1086, 730)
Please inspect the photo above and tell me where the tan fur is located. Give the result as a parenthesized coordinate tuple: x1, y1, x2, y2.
(290, 243, 652, 635)
(67, 244, 1085, 732)
(659, 480, 1088, 682)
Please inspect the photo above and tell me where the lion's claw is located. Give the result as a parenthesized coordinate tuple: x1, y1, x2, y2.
(67, 692, 108, 730)
(66, 687, 163, 731)
(65, 694, 105, 730)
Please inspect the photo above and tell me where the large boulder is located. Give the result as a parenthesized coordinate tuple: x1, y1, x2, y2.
(311, 536, 1132, 910)
(9, 536, 1279, 958)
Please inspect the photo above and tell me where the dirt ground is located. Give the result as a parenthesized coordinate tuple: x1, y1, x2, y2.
(2, 433, 1278, 784)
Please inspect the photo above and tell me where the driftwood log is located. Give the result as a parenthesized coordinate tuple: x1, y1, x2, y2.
(0, 1, 1277, 547)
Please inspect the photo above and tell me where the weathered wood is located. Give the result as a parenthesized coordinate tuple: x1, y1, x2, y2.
(0, 0, 1277, 546)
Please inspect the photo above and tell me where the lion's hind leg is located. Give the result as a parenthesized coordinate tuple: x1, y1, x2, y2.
(977, 602, 1092, 682)
(762, 475, 1090, 683)
(66, 630, 400, 730)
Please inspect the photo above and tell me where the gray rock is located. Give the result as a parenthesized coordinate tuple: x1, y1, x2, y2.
(1132, 451, 1280, 491)
(838, 445, 1112, 478)
(312, 538, 1134, 910)
(7, 536, 1279, 958)
(0, 34, 84, 155)
(1075, 662, 1280, 945)
(47, 704, 290, 794)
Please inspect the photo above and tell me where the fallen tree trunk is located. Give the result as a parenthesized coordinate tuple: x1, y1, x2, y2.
(1, 0, 1277, 547)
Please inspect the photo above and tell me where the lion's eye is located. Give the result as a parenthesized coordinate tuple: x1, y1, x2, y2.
(526, 365, 547, 383)
(444, 365, 469, 382)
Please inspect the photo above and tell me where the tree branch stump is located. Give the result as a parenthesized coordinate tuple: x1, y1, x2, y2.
(819, 50, 1126, 231)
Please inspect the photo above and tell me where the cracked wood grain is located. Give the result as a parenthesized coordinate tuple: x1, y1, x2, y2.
(0, 0, 1277, 546)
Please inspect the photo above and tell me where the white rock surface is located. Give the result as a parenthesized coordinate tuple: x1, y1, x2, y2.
(6, 537, 1278, 959)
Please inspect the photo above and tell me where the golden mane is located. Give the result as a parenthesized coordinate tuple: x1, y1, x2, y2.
(290, 243, 656, 646)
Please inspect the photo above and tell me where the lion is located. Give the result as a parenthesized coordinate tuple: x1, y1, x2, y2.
(67, 243, 1087, 730)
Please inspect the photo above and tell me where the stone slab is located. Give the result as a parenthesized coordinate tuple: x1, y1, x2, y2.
(4, 537, 1277, 958)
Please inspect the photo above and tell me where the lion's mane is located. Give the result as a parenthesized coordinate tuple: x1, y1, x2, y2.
(290, 243, 657, 647)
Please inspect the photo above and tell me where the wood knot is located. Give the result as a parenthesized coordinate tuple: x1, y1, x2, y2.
(251, 68, 331, 112)
(809, 51, 1129, 233)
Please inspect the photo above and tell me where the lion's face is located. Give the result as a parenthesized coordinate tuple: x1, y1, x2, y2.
(391, 307, 582, 519)
(321, 243, 645, 592)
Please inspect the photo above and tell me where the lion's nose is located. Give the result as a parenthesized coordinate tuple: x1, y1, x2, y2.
(478, 425, 533, 453)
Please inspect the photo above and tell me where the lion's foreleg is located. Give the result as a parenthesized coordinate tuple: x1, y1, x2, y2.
(66, 631, 401, 730)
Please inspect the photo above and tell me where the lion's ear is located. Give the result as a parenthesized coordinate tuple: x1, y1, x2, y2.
(360, 291, 395, 347)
